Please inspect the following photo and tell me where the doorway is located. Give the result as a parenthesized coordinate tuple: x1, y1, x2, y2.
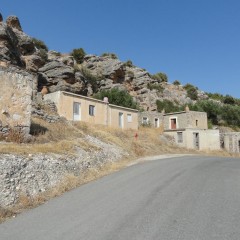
(73, 102, 81, 121)
(119, 112, 124, 128)
(193, 132, 199, 149)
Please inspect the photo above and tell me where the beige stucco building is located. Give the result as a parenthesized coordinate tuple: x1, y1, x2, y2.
(163, 110, 220, 151)
(44, 91, 139, 130)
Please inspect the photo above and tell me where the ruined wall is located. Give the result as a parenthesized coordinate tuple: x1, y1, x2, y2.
(222, 132, 240, 153)
(0, 67, 36, 135)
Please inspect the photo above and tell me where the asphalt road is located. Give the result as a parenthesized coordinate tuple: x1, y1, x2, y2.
(1, 155, 240, 240)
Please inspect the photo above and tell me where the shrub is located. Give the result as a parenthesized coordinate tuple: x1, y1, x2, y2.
(93, 88, 139, 109)
(81, 67, 103, 83)
(147, 83, 164, 92)
(71, 48, 86, 64)
(124, 60, 133, 67)
(151, 72, 168, 82)
(156, 99, 183, 113)
(173, 80, 181, 85)
(101, 53, 118, 59)
(184, 83, 198, 100)
(32, 37, 48, 51)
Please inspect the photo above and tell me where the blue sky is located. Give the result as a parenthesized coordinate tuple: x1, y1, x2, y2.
(1, 0, 240, 98)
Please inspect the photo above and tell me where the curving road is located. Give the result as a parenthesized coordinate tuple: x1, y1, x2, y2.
(1, 156, 240, 240)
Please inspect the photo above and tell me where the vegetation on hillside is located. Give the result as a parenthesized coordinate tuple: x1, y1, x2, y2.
(93, 88, 139, 109)
(151, 72, 168, 82)
(71, 48, 86, 64)
(188, 100, 240, 128)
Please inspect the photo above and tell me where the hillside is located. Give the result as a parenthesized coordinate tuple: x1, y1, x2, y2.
(1, 12, 240, 223)
(0, 13, 239, 131)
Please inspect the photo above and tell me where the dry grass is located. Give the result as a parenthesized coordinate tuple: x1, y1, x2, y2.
(0, 119, 238, 223)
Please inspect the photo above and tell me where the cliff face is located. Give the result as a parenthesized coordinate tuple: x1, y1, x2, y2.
(0, 13, 208, 111)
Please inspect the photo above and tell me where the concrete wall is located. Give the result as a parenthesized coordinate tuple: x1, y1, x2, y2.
(44, 91, 139, 130)
(222, 133, 240, 153)
(138, 111, 164, 128)
(0, 68, 35, 135)
(164, 111, 208, 130)
(165, 129, 220, 151)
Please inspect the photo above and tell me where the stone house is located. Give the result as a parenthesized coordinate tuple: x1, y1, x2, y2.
(163, 109, 220, 151)
(44, 91, 139, 130)
(221, 132, 240, 153)
(0, 68, 35, 135)
(138, 111, 164, 128)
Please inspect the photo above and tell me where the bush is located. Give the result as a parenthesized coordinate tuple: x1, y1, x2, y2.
(71, 48, 86, 64)
(173, 80, 181, 85)
(81, 67, 103, 83)
(184, 83, 198, 100)
(124, 60, 133, 67)
(101, 53, 118, 59)
(147, 83, 164, 92)
(151, 72, 168, 82)
(93, 88, 139, 109)
(32, 37, 48, 51)
(156, 99, 183, 113)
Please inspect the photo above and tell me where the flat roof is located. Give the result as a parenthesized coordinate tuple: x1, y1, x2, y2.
(164, 110, 206, 116)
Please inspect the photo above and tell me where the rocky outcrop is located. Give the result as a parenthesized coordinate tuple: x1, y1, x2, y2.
(0, 12, 209, 112)
(6, 16, 22, 31)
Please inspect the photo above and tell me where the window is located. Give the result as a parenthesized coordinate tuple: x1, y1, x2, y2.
(196, 120, 198, 126)
(142, 117, 148, 125)
(177, 132, 183, 143)
(170, 118, 177, 129)
(89, 105, 95, 116)
(127, 114, 132, 123)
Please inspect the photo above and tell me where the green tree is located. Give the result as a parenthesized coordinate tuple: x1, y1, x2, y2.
(93, 88, 139, 109)
(71, 48, 86, 64)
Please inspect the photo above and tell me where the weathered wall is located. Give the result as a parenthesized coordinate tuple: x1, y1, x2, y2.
(165, 129, 220, 150)
(0, 67, 36, 135)
(164, 111, 208, 130)
(138, 111, 164, 128)
(0, 135, 126, 207)
(222, 132, 240, 153)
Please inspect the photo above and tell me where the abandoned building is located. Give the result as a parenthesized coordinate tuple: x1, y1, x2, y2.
(138, 111, 164, 128)
(44, 91, 139, 130)
(221, 132, 240, 153)
(163, 109, 220, 151)
(0, 68, 35, 136)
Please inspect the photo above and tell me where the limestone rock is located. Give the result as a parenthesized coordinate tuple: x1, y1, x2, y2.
(22, 54, 45, 72)
(39, 60, 75, 84)
(6, 16, 22, 31)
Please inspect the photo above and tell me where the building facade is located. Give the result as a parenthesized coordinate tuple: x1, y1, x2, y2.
(163, 110, 220, 151)
(44, 91, 139, 130)
(138, 111, 164, 128)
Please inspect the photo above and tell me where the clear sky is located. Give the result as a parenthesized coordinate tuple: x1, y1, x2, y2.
(1, 0, 240, 98)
